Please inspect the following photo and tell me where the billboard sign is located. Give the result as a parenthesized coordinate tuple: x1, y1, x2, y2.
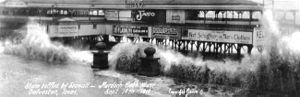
(182, 29, 253, 44)
(151, 26, 181, 39)
(253, 27, 264, 52)
(125, 0, 144, 8)
(113, 25, 150, 37)
(5, 0, 27, 7)
(132, 10, 166, 23)
(166, 10, 185, 24)
(77, 24, 113, 36)
(49, 24, 113, 37)
(49, 25, 78, 37)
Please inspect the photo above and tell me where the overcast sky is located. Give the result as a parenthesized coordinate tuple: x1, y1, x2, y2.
(251, 0, 300, 10)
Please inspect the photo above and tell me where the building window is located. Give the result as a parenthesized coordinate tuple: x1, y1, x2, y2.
(63, 10, 68, 15)
(59, 10, 63, 15)
(216, 11, 223, 19)
(206, 11, 215, 19)
(233, 11, 239, 19)
(98, 10, 104, 16)
(93, 24, 97, 29)
(198, 11, 205, 19)
(93, 10, 97, 16)
(252, 11, 261, 19)
(242, 11, 250, 19)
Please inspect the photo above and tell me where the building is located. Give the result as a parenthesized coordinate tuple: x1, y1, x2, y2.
(0, 0, 264, 55)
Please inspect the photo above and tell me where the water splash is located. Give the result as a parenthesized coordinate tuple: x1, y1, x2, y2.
(261, 9, 300, 55)
(2, 19, 93, 65)
(0, 19, 175, 97)
(282, 32, 300, 53)
(0, 17, 98, 96)
(109, 8, 300, 96)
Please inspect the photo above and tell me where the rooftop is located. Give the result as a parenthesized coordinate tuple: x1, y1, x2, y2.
(4, 0, 259, 5)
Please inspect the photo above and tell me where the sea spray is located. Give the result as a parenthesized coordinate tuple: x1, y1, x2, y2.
(281, 32, 300, 53)
(109, 9, 300, 95)
(110, 41, 260, 75)
(2, 19, 94, 65)
(1, 19, 173, 97)
(3, 20, 68, 64)
(0, 19, 96, 97)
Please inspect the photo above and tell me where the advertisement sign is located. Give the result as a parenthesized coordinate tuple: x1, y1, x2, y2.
(253, 27, 264, 51)
(182, 29, 253, 44)
(77, 24, 113, 36)
(151, 26, 181, 39)
(49, 24, 113, 37)
(119, 10, 132, 21)
(132, 10, 166, 23)
(113, 25, 150, 37)
(253, 27, 264, 45)
(166, 10, 185, 24)
(104, 10, 119, 21)
(5, 0, 27, 7)
(49, 25, 78, 37)
(125, 0, 144, 8)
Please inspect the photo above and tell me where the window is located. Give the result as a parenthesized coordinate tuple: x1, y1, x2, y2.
(233, 11, 239, 19)
(227, 11, 233, 19)
(198, 11, 205, 18)
(60, 10, 64, 15)
(252, 11, 261, 19)
(242, 11, 250, 19)
(93, 10, 97, 16)
(48, 9, 59, 15)
(206, 11, 215, 19)
(3, 10, 8, 15)
(217, 12, 223, 19)
(89, 10, 93, 16)
(88, 10, 98, 16)
(84, 10, 89, 16)
(93, 24, 97, 29)
(98, 10, 104, 16)
(78, 9, 89, 16)
(63, 10, 68, 15)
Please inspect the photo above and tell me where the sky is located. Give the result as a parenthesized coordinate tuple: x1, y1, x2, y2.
(251, 0, 300, 10)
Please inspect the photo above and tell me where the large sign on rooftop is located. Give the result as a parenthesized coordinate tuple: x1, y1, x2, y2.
(125, 0, 144, 8)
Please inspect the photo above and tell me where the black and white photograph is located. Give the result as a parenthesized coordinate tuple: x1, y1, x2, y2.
(0, 0, 300, 97)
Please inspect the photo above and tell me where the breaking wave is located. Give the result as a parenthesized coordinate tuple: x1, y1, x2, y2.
(2, 20, 93, 65)
(110, 9, 300, 96)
